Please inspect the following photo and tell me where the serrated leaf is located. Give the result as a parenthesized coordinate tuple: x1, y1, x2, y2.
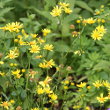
(93, 60, 110, 71)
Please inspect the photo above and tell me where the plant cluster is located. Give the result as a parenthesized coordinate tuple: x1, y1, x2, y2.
(0, 0, 110, 110)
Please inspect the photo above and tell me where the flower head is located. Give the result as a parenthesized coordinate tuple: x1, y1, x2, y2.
(50, 6, 62, 17)
(42, 28, 51, 36)
(29, 45, 40, 53)
(44, 44, 54, 51)
(77, 82, 86, 88)
(5, 47, 19, 59)
(97, 93, 108, 103)
(93, 80, 102, 88)
(0, 22, 23, 32)
(91, 25, 106, 40)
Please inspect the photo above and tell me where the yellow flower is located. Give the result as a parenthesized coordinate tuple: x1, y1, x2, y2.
(86, 18, 96, 24)
(37, 87, 44, 94)
(46, 59, 55, 68)
(91, 29, 103, 40)
(72, 31, 80, 37)
(30, 33, 38, 38)
(28, 40, 37, 45)
(91, 25, 106, 40)
(0, 72, 5, 76)
(44, 108, 48, 110)
(74, 50, 81, 56)
(31, 108, 39, 110)
(59, 2, 69, 8)
(101, 19, 105, 23)
(87, 86, 91, 89)
(77, 82, 86, 88)
(14, 39, 19, 42)
(85, 106, 90, 110)
(73, 105, 81, 109)
(10, 63, 14, 66)
(102, 80, 110, 88)
(49, 94, 57, 100)
(0, 101, 10, 109)
(64, 7, 72, 14)
(39, 62, 47, 68)
(0, 61, 4, 65)
(63, 80, 69, 84)
(37, 38, 45, 44)
(93, 80, 102, 88)
(39, 59, 55, 68)
(10, 100, 15, 104)
(76, 20, 81, 23)
(5, 47, 19, 59)
(50, 6, 62, 17)
(19, 38, 27, 45)
(29, 45, 40, 53)
(35, 55, 43, 59)
(21, 29, 28, 37)
(71, 82, 74, 85)
(96, 25, 106, 34)
(107, 92, 110, 99)
(44, 87, 53, 94)
(64, 86, 68, 89)
(17, 35, 22, 38)
(95, 10, 101, 15)
(0, 22, 23, 32)
(12, 69, 22, 79)
(42, 28, 51, 36)
(44, 76, 52, 85)
(21, 69, 26, 72)
(44, 44, 54, 51)
(97, 93, 108, 103)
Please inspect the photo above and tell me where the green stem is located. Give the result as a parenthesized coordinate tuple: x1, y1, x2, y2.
(25, 52, 31, 90)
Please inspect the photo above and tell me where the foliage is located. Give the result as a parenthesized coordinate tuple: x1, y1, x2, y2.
(0, 0, 110, 110)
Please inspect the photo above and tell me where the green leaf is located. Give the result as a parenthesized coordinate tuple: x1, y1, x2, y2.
(54, 41, 72, 52)
(61, 14, 78, 37)
(0, 7, 13, 17)
(44, 0, 56, 11)
(75, 1, 93, 13)
(93, 60, 110, 72)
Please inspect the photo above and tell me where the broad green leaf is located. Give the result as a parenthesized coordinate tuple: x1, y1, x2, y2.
(75, 1, 93, 13)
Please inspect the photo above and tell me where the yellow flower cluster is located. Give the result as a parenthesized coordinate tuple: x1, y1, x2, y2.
(76, 18, 105, 25)
(36, 76, 57, 102)
(76, 18, 96, 25)
(91, 25, 106, 40)
(94, 5, 104, 15)
(74, 50, 85, 56)
(50, 2, 72, 17)
(39, 59, 55, 69)
(0, 22, 23, 32)
(0, 100, 15, 109)
(12, 69, 22, 79)
(73, 105, 81, 109)
(93, 80, 110, 103)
